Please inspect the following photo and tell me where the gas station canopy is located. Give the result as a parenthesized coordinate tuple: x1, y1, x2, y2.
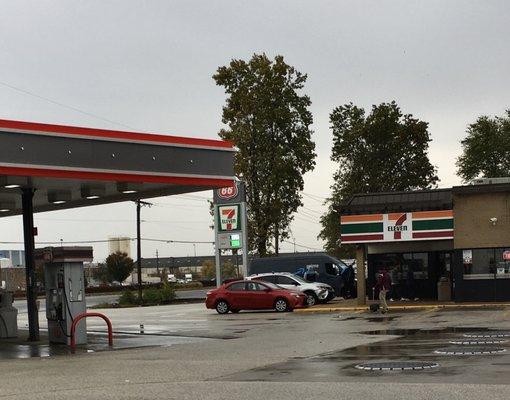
(0, 118, 236, 342)
(0, 119, 235, 215)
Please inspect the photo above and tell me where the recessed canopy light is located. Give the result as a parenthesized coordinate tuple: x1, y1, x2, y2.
(81, 186, 105, 200)
(0, 176, 27, 189)
(48, 191, 72, 205)
(116, 182, 141, 194)
(0, 200, 15, 212)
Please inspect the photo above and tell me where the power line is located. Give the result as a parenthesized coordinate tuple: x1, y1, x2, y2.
(281, 239, 323, 251)
(0, 237, 214, 245)
(302, 192, 328, 203)
(300, 205, 324, 215)
(0, 80, 140, 131)
(34, 217, 210, 224)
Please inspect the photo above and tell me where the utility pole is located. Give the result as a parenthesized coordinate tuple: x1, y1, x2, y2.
(156, 249, 160, 275)
(135, 199, 152, 303)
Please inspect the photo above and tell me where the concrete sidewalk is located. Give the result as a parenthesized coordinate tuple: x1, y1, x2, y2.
(297, 299, 510, 313)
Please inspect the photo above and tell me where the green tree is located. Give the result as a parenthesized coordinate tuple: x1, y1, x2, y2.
(456, 110, 510, 182)
(92, 263, 111, 284)
(200, 260, 215, 279)
(222, 260, 239, 279)
(319, 102, 439, 257)
(105, 252, 134, 283)
(213, 53, 316, 256)
(199, 259, 241, 280)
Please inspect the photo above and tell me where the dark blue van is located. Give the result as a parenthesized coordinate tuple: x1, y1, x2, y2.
(249, 253, 347, 297)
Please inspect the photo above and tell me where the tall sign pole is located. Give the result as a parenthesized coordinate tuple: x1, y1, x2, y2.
(240, 201, 248, 277)
(213, 181, 248, 286)
(213, 204, 222, 287)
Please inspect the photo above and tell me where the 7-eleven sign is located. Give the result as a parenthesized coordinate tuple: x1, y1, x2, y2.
(218, 204, 240, 231)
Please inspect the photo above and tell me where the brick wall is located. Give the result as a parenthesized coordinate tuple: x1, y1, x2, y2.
(454, 191, 510, 249)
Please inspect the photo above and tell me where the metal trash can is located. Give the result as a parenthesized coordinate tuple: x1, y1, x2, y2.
(437, 277, 451, 302)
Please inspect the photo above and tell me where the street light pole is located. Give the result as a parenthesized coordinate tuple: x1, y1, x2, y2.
(156, 249, 160, 275)
(135, 199, 152, 303)
(136, 200, 142, 302)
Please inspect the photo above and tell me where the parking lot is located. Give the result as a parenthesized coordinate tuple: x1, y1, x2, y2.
(1, 302, 510, 399)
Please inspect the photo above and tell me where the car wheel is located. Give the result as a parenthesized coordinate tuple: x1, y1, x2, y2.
(325, 291, 336, 302)
(215, 300, 229, 314)
(274, 298, 289, 312)
(305, 292, 318, 307)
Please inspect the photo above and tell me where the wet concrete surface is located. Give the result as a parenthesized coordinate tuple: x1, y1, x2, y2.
(219, 326, 510, 384)
(0, 331, 214, 359)
(4, 305, 510, 399)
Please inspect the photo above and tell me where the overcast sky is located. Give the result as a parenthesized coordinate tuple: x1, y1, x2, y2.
(0, 0, 509, 261)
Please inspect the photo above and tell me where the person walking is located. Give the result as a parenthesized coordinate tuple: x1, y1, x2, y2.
(375, 269, 392, 313)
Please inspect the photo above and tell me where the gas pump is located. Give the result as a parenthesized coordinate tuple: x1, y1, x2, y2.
(37, 247, 92, 345)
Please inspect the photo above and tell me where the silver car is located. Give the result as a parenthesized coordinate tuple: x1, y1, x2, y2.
(247, 272, 335, 306)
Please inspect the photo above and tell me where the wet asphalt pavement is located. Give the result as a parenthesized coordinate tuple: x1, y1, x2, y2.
(3, 303, 510, 399)
(221, 324, 510, 385)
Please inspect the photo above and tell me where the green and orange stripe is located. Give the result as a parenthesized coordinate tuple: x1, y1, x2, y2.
(340, 210, 454, 243)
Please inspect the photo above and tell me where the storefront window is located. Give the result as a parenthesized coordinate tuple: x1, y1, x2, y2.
(496, 248, 510, 277)
(373, 253, 429, 283)
(463, 248, 510, 279)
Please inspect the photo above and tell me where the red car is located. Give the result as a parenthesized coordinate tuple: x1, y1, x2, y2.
(206, 280, 307, 314)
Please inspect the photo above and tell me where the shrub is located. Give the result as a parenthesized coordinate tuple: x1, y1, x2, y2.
(160, 283, 176, 302)
(119, 290, 138, 305)
(172, 282, 203, 290)
(142, 283, 176, 305)
(143, 288, 163, 304)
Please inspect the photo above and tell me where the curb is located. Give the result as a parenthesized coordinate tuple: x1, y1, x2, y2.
(295, 302, 510, 314)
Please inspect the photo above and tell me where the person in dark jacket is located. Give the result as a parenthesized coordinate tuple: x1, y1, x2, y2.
(341, 263, 356, 299)
(375, 269, 392, 313)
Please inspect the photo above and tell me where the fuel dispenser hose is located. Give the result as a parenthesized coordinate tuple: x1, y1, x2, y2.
(0, 314, 8, 336)
(58, 287, 75, 338)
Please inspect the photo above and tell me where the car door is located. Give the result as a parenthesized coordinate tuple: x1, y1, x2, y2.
(245, 281, 273, 309)
(225, 282, 248, 309)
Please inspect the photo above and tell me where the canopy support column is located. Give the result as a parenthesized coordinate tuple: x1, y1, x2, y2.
(356, 244, 367, 306)
(22, 188, 39, 341)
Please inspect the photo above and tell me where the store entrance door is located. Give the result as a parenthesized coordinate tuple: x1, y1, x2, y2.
(433, 252, 454, 301)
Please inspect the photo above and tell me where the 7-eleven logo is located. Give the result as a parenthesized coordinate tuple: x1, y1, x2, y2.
(383, 212, 412, 241)
(219, 205, 239, 231)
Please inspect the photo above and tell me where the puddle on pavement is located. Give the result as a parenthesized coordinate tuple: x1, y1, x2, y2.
(366, 316, 399, 323)
(0, 331, 222, 360)
(219, 326, 510, 384)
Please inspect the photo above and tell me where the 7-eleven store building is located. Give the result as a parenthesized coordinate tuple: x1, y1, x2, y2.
(340, 183, 510, 303)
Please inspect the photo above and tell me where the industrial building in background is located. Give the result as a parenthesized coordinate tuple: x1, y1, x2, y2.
(0, 250, 25, 268)
(107, 237, 132, 258)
